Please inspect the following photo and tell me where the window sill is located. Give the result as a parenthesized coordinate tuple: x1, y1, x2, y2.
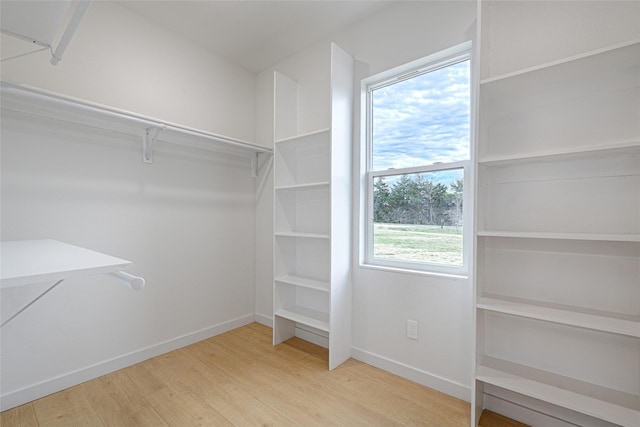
(359, 262, 469, 280)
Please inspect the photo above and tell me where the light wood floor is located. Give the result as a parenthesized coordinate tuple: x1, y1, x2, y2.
(1, 323, 526, 426)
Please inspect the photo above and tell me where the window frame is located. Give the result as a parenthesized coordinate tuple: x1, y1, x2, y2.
(360, 42, 474, 277)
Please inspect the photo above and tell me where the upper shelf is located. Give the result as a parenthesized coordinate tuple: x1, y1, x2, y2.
(0, 81, 272, 175)
(478, 140, 640, 166)
(480, 39, 640, 86)
(1, 239, 132, 288)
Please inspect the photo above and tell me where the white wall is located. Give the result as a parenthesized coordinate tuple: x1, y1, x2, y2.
(254, 0, 477, 401)
(0, 1, 260, 410)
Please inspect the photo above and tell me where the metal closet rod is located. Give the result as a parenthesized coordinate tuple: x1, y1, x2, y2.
(0, 81, 272, 155)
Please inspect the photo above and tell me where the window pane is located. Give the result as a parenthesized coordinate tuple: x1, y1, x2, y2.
(371, 60, 470, 170)
(372, 169, 463, 266)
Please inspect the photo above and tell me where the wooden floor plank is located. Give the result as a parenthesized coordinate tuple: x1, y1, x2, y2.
(0, 403, 39, 427)
(153, 348, 296, 426)
(80, 368, 168, 426)
(1, 323, 529, 427)
(31, 387, 103, 427)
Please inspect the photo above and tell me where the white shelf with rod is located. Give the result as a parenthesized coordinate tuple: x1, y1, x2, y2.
(1, 239, 145, 327)
(0, 81, 272, 176)
(272, 42, 353, 370)
(472, 33, 640, 427)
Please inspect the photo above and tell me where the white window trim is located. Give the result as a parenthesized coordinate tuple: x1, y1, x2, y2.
(359, 41, 474, 277)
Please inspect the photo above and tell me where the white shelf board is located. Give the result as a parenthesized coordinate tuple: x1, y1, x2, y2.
(1, 240, 132, 288)
(275, 181, 330, 191)
(478, 140, 640, 166)
(477, 297, 640, 338)
(480, 39, 640, 86)
(274, 128, 330, 145)
(477, 231, 640, 242)
(275, 275, 330, 293)
(275, 308, 330, 332)
(476, 360, 640, 427)
(274, 232, 330, 240)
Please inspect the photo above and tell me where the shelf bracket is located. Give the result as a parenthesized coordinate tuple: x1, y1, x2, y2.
(142, 126, 164, 164)
(252, 152, 270, 178)
(1, 279, 65, 328)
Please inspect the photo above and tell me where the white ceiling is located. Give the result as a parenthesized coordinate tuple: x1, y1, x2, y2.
(116, 0, 396, 73)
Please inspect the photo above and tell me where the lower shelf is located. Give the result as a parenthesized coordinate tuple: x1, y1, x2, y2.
(476, 357, 640, 427)
(275, 308, 330, 333)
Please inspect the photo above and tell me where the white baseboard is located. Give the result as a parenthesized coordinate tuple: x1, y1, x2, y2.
(295, 325, 329, 348)
(0, 314, 255, 411)
(351, 346, 470, 402)
(253, 312, 272, 327)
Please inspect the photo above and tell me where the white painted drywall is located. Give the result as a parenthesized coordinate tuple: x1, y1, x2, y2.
(0, 1, 259, 410)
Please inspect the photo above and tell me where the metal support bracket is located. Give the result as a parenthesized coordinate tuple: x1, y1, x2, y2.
(142, 126, 164, 164)
(1, 279, 64, 328)
(251, 152, 270, 178)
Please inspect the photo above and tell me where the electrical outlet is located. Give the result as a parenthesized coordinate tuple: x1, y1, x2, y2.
(407, 319, 418, 340)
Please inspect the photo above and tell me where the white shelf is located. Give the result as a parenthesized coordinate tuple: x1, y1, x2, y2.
(274, 128, 330, 145)
(274, 232, 330, 240)
(275, 275, 329, 293)
(477, 231, 640, 242)
(1, 239, 132, 288)
(478, 140, 640, 166)
(477, 297, 640, 338)
(480, 39, 640, 86)
(275, 181, 330, 191)
(476, 358, 640, 427)
(275, 308, 330, 333)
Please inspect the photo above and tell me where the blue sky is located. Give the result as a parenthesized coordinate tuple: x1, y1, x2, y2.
(372, 60, 470, 171)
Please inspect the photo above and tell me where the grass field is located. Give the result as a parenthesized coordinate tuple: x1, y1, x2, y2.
(373, 223, 463, 266)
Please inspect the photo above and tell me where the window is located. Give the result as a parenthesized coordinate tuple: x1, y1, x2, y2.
(362, 44, 472, 275)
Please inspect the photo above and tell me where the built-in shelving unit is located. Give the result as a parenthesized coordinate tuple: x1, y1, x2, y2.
(273, 43, 353, 370)
(472, 38, 640, 427)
